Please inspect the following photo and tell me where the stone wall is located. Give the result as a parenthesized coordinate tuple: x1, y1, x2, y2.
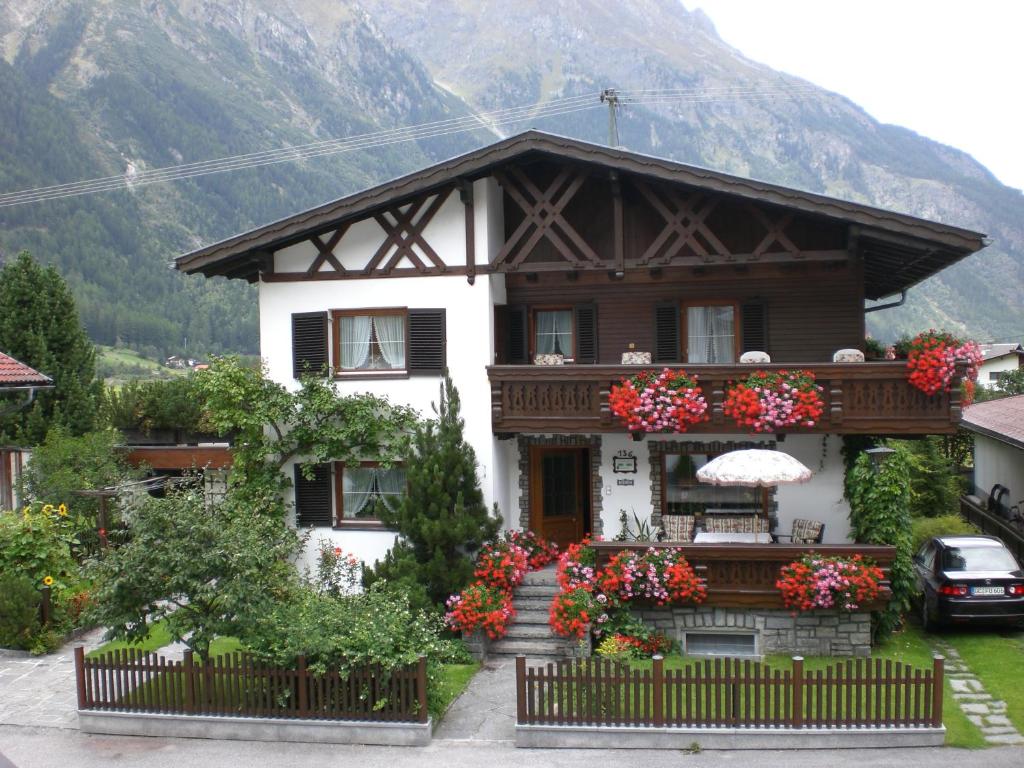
(636, 606, 871, 657)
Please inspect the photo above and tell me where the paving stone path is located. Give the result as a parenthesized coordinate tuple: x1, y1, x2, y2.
(434, 658, 518, 743)
(0, 629, 105, 730)
(930, 638, 1024, 745)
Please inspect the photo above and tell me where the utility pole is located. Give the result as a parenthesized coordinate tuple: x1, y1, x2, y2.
(600, 88, 620, 147)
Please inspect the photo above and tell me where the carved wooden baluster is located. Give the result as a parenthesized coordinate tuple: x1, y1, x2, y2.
(829, 378, 843, 428)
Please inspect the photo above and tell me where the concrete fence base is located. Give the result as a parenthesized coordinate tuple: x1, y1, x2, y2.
(515, 723, 945, 750)
(79, 710, 432, 746)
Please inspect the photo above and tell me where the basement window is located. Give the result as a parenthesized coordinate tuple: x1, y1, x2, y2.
(685, 632, 757, 658)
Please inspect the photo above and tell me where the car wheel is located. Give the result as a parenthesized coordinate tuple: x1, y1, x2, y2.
(920, 596, 935, 632)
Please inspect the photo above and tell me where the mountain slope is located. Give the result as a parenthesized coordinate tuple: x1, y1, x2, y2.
(361, 0, 1024, 342)
(0, 0, 490, 357)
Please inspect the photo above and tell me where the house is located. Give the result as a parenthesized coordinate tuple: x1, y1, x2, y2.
(961, 395, 1024, 515)
(177, 131, 985, 654)
(977, 343, 1023, 388)
(0, 351, 53, 510)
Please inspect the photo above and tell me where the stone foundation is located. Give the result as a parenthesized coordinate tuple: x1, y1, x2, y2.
(636, 606, 871, 657)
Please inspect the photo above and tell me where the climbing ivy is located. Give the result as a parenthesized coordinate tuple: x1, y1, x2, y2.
(846, 449, 914, 641)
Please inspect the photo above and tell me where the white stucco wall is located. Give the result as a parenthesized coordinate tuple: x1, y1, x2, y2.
(980, 356, 1021, 388)
(973, 434, 1024, 505)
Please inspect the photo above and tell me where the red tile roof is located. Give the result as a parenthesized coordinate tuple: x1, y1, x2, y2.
(0, 352, 52, 387)
(962, 394, 1024, 450)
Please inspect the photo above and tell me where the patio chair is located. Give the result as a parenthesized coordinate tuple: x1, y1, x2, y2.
(702, 515, 770, 535)
(657, 514, 695, 543)
(771, 518, 825, 544)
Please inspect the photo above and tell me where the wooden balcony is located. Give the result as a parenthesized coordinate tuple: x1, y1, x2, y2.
(487, 361, 966, 436)
(592, 542, 895, 610)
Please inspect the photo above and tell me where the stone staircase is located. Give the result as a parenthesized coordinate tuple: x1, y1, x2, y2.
(486, 565, 573, 659)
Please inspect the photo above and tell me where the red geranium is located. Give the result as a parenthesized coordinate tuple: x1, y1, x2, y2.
(474, 541, 529, 590)
(445, 582, 516, 639)
(723, 369, 824, 432)
(549, 587, 596, 640)
(503, 529, 559, 570)
(556, 537, 599, 591)
(904, 330, 982, 402)
(776, 554, 883, 612)
(610, 368, 708, 435)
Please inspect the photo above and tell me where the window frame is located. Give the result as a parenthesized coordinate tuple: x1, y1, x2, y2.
(681, 300, 741, 364)
(529, 305, 575, 361)
(330, 307, 410, 378)
(660, 449, 769, 519)
(332, 460, 406, 529)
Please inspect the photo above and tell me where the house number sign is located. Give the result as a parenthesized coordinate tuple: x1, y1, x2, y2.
(613, 450, 637, 474)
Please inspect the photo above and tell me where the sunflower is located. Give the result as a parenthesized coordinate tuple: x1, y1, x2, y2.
(42, 504, 55, 514)
(43, 576, 54, 587)
(58, 503, 69, 516)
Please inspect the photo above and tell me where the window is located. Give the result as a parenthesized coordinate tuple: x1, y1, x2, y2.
(293, 461, 406, 528)
(684, 303, 737, 363)
(533, 308, 573, 359)
(662, 451, 767, 517)
(336, 462, 406, 524)
(333, 309, 406, 372)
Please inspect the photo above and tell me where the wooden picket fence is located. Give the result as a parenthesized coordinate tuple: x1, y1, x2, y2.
(74, 647, 428, 723)
(516, 655, 944, 729)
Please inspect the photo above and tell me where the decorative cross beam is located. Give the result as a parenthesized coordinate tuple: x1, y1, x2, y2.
(748, 207, 800, 259)
(634, 181, 730, 265)
(364, 188, 452, 275)
(305, 224, 350, 277)
(494, 167, 602, 269)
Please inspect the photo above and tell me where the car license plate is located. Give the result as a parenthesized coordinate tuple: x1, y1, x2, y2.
(971, 586, 1005, 596)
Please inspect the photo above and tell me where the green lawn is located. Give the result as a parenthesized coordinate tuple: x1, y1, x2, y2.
(938, 628, 1024, 738)
(86, 620, 172, 659)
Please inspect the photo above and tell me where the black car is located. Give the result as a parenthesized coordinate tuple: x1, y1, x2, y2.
(913, 535, 1024, 630)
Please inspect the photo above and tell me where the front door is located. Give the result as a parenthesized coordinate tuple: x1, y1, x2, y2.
(529, 446, 591, 548)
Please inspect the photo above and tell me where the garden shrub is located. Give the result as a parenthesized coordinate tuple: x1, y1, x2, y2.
(0, 504, 78, 589)
(0, 575, 40, 650)
(911, 514, 980, 552)
(102, 377, 207, 435)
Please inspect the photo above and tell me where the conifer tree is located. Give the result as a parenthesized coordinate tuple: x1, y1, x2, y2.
(0, 251, 100, 443)
(366, 373, 500, 609)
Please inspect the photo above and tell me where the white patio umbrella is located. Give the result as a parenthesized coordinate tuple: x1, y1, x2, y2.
(695, 449, 812, 488)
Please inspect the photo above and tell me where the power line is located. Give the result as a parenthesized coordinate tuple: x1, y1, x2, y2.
(0, 86, 820, 207)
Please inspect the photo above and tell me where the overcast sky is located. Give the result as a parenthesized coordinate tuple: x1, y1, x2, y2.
(688, 0, 1024, 192)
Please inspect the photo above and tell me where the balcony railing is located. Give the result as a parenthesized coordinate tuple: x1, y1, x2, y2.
(487, 361, 966, 435)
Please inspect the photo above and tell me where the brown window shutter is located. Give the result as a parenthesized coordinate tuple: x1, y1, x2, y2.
(408, 309, 446, 375)
(654, 303, 680, 362)
(504, 305, 528, 364)
(294, 463, 333, 527)
(574, 303, 598, 364)
(741, 300, 769, 355)
(292, 312, 328, 378)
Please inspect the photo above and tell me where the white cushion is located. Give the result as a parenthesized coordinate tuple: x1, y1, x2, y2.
(832, 348, 865, 363)
(621, 351, 652, 364)
(739, 351, 771, 363)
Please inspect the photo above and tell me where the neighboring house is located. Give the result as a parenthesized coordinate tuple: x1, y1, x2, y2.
(977, 343, 1024, 388)
(961, 395, 1024, 514)
(0, 351, 53, 510)
(176, 130, 986, 571)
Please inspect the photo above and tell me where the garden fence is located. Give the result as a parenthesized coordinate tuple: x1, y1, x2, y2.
(516, 655, 943, 729)
(74, 647, 428, 723)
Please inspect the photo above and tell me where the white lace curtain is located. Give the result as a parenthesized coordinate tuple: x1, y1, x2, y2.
(687, 305, 735, 363)
(339, 315, 405, 369)
(535, 310, 572, 356)
(342, 466, 406, 518)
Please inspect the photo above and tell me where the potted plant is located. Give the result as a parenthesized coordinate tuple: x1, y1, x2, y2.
(900, 330, 982, 401)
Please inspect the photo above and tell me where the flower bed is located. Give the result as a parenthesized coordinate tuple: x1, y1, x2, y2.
(609, 368, 708, 434)
(901, 330, 982, 402)
(445, 530, 558, 640)
(550, 541, 705, 650)
(723, 369, 824, 432)
(776, 554, 883, 612)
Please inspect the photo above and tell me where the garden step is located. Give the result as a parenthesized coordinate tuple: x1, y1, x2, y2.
(515, 585, 560, 598)
(487, 638, 570, 656)
(522, 569, 558, 587)
(513, 597, 555, 611)
(513, 609, 552, 625)
(502, 623, 559, 640)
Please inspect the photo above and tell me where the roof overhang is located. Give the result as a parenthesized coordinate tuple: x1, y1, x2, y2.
(175, 130, 987, 296)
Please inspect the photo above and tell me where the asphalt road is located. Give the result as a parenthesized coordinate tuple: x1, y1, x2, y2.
(2, 726, 1023, 768)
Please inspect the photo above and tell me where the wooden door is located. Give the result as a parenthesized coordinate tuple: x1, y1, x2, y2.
(529, 446, 591, 548)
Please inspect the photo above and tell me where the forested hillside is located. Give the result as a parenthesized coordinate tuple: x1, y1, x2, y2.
(1, 0, 1021, 358)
